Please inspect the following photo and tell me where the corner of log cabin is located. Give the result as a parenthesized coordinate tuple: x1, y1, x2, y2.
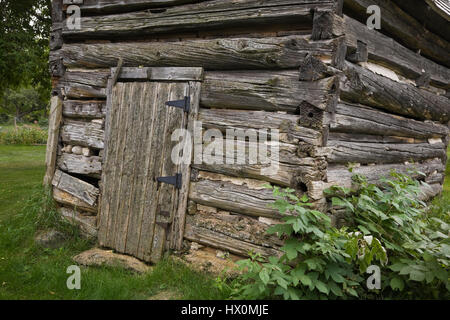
(47, 0, 450, 262)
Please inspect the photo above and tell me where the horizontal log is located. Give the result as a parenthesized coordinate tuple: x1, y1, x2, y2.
(331, 103, 449, 139)
(52, 169, 100, 206)
(189, 174, 281, 219)
(60, 35, 340, 70)
(418, 183, 443, 201)
(54, 69, 338, 111)
(63, 100, 106, 118)
(198, 109, 323, 145)
(57, 153, 102, 178)
(112, 67, 204, 81)
(193, 139, 326, 187)
(202, 71, 338, 112)
(60, 120, 105, 149)
(328, 132, 427, 144)
(62, 0, 336, 39)
(340, 62, 450, 123)
(343, 0, 450, 67)
(59, 207, 98, 238)
(184, 221, 282, 258)
(343, 15, 450, 88)
(327, 158, 445, 188)
(53, 187, 98, 214)
(327, 141, 446, 164)
(63, 0, 202, 14)
(188, 209, 283, 249)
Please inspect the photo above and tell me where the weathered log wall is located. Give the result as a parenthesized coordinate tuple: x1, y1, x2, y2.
(48, 0, 449, 258)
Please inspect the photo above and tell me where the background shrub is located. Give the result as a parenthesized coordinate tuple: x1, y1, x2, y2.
(0, 126, 47, 145)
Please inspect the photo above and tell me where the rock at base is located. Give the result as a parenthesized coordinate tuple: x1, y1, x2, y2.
(73, 248, 151, 274)
(35, 230, 66, 249)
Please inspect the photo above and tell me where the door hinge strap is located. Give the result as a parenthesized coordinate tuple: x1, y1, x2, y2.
(166, 96, 190, 113)
(156, 173, 182, 189)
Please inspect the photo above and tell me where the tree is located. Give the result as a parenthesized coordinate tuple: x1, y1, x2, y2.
(0, 87, 47, 128)
(0, 0, 52, 100)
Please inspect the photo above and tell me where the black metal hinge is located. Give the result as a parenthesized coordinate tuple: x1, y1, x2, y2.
(166, 96, 190, 113)
(156, 173, 182, 189)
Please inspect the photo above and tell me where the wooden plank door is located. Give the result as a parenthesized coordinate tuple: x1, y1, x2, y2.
(98, 68, 202, 263)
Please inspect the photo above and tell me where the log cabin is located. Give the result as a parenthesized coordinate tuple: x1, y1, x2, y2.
(44, 0, 450, 264)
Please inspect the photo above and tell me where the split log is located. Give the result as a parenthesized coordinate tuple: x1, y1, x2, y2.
(328, 133, 427, 144)
(63, 0, 202, 14)
(60, 120, 105, 150)
(59, 207, 98, 238)
(312, 10, 345, 40)
(188, 210, 283, 249)
(52, 169, 99, 206)
(60, 35, 340, 70)
(53, 187, 98, 214)
(198, 109, 323, 145)
(418, 183, 443, 201)
(184, 221, 282, 258)
(44, 96, 63, 186)
(63, 100, 106, 119)
(57, 153, 102, 178)
(327, 140, 446, 164)
(58, 70, 109, 99)
(62, 0, 337, 39)
(343, 0, 450, 67)
(202, 71, 338, 112)
(343, 15, 450, 88)
(189, 175, 281, 219)
(340, 62, 450, 123)
(331, 103, 449, 139)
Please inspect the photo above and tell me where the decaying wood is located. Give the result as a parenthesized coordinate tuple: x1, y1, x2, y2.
(57, 153, 102, 178)
(340, 62, 450, 123)
(331, 103, 449, 139)
(44, 96, 63, 186)
(343, 0, 450, 67)
(198, 109, 323, 146)
(184, 220, 282, 258)
(343, 15, 450, 88)
(52, 169, 99, 206)
(327, 140, 446, 164)
(63, 100, 106, 119)
(58, 70, 109, 99)
(60, 119, 105, 149)
(53, 187, 98, 214)
(312, 10, 345, 40)
(64, 0, 203, 14)
(328, 132, 427, 144)
(202, 71, 338, 112)
(60, 36, 339, 70)
(62, 0, 337, 39)
(52, 0, 64, 23)
(189, 175, 286, 219)
(346, 40, 367, 63)
(59, 207, 98, 238)
(113, 67, 204, 82)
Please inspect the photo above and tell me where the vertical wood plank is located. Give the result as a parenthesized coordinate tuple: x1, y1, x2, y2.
(44, 95, 63, 186)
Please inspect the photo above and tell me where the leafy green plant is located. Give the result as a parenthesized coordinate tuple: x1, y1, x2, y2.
(231, 171, 449, 300)
(0, 125, 47, 145)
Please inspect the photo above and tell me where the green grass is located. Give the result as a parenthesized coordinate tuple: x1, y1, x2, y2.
(0, 145, 228, 300)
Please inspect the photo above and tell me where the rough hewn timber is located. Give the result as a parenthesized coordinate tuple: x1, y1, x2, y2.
(184, 220, 282, 258)
(63, 0, 203, 14)
(62, 0, 337, 39)
(63, 100, 106, 119)
(60, 36, 340, 70)
(52, 169, 99, 207)
(343, 15, 450, 88)
(57, 153, 102, 178)
(198, 109, 323, 146)
(53, 187, 98, 214)
(113, 67, 204, 82)
(58, 69, 109, 99)
(189, 175, 282, 219)
(202, 72, 338, 112)
(343, 0, 450, 67)
(331, 103, 449, 139)
(44, 96, 63, 186)
(340, 62, 450, 123)
(327, 141, 446, 164)
(60, 120, 105, 150)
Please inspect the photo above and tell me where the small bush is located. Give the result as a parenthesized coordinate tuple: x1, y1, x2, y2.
(0, 126, 47, 145)
(230, 171, 449, 300)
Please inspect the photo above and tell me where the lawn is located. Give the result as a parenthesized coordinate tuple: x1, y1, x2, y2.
(0, 145, 227, 300)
